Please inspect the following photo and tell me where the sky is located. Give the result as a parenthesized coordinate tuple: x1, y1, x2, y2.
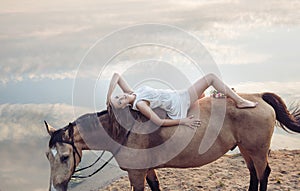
(1, 0, 300, 191)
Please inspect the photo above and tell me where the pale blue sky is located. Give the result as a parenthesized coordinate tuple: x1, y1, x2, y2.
(0, 1, 300, 191)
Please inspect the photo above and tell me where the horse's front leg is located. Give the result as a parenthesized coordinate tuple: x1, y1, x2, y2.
(146, 169, 161, 191)
(128, 169, 147, 191)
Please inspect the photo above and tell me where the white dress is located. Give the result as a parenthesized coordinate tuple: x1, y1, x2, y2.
(132, 86, 190, 119)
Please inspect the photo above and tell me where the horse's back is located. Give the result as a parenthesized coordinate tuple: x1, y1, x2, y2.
(195, 93, 276, 126)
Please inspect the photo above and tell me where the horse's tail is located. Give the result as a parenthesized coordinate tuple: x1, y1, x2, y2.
(262, 92, 300, 133)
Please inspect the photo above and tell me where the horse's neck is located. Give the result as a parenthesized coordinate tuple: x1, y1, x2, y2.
(74, 112, 126, 152)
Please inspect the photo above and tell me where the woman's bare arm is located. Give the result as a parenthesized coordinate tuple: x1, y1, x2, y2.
(106, 73, 133, 105)
(136, 101, 201, 128)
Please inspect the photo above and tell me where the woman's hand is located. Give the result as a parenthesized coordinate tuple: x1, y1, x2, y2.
(181, 115, 201, 129)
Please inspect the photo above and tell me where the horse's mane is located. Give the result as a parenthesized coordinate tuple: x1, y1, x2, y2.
(106, 105, 168, 139)
(96, 110, 109, 117)
(49, 123, 75, 147)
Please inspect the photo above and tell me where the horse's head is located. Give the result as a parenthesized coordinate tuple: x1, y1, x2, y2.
(45, 121, 82, 191)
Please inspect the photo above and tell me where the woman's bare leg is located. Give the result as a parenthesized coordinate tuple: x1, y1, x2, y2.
(188, 73, 257, 108)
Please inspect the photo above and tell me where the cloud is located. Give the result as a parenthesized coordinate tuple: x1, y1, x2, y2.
(0, 136, 51, 191)
(232, 81, 300, 102)
(204, 42, 272, 65)
(0, 67, 77, 84)
(0, 0, 299, 84)
(0, 103, 91, 141)
(169, 0, 300, 32)
(23, 26, 92, 39)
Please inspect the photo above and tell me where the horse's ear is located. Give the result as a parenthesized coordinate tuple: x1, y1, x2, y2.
(68, 123, 74, 139)
(44, 120, 56, 136)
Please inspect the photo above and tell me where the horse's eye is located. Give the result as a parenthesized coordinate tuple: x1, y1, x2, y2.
(60, 155, 69, 163)
(115, 96, 119, 99)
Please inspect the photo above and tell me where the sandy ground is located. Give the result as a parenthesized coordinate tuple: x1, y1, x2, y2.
(101, 150, 300, 191)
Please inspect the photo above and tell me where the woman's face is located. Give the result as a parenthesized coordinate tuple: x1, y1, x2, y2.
(110, 93, 130, 109)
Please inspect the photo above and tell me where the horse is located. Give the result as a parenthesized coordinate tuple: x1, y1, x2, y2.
(44, 92, 300, 191)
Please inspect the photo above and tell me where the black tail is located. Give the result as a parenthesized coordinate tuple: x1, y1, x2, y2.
(262, 93, 300, 133)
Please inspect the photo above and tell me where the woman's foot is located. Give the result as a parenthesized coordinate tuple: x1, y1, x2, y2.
(236, 100, 258, 109)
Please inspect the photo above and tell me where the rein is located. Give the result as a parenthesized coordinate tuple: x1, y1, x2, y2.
(74, 150, 105, 173)
(71, 125, 132, 179)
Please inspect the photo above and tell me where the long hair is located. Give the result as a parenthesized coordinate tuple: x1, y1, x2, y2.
(107, 104, 139, 139)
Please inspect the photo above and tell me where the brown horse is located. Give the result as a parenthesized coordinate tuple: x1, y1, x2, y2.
(45, 92, 300, 191)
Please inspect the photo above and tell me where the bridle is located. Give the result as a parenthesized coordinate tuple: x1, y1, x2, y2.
(59, 137, 82, 175)
(48, 122, 82, 175)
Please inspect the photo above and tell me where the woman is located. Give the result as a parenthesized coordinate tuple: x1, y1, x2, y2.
(106, 73, 257, 129)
